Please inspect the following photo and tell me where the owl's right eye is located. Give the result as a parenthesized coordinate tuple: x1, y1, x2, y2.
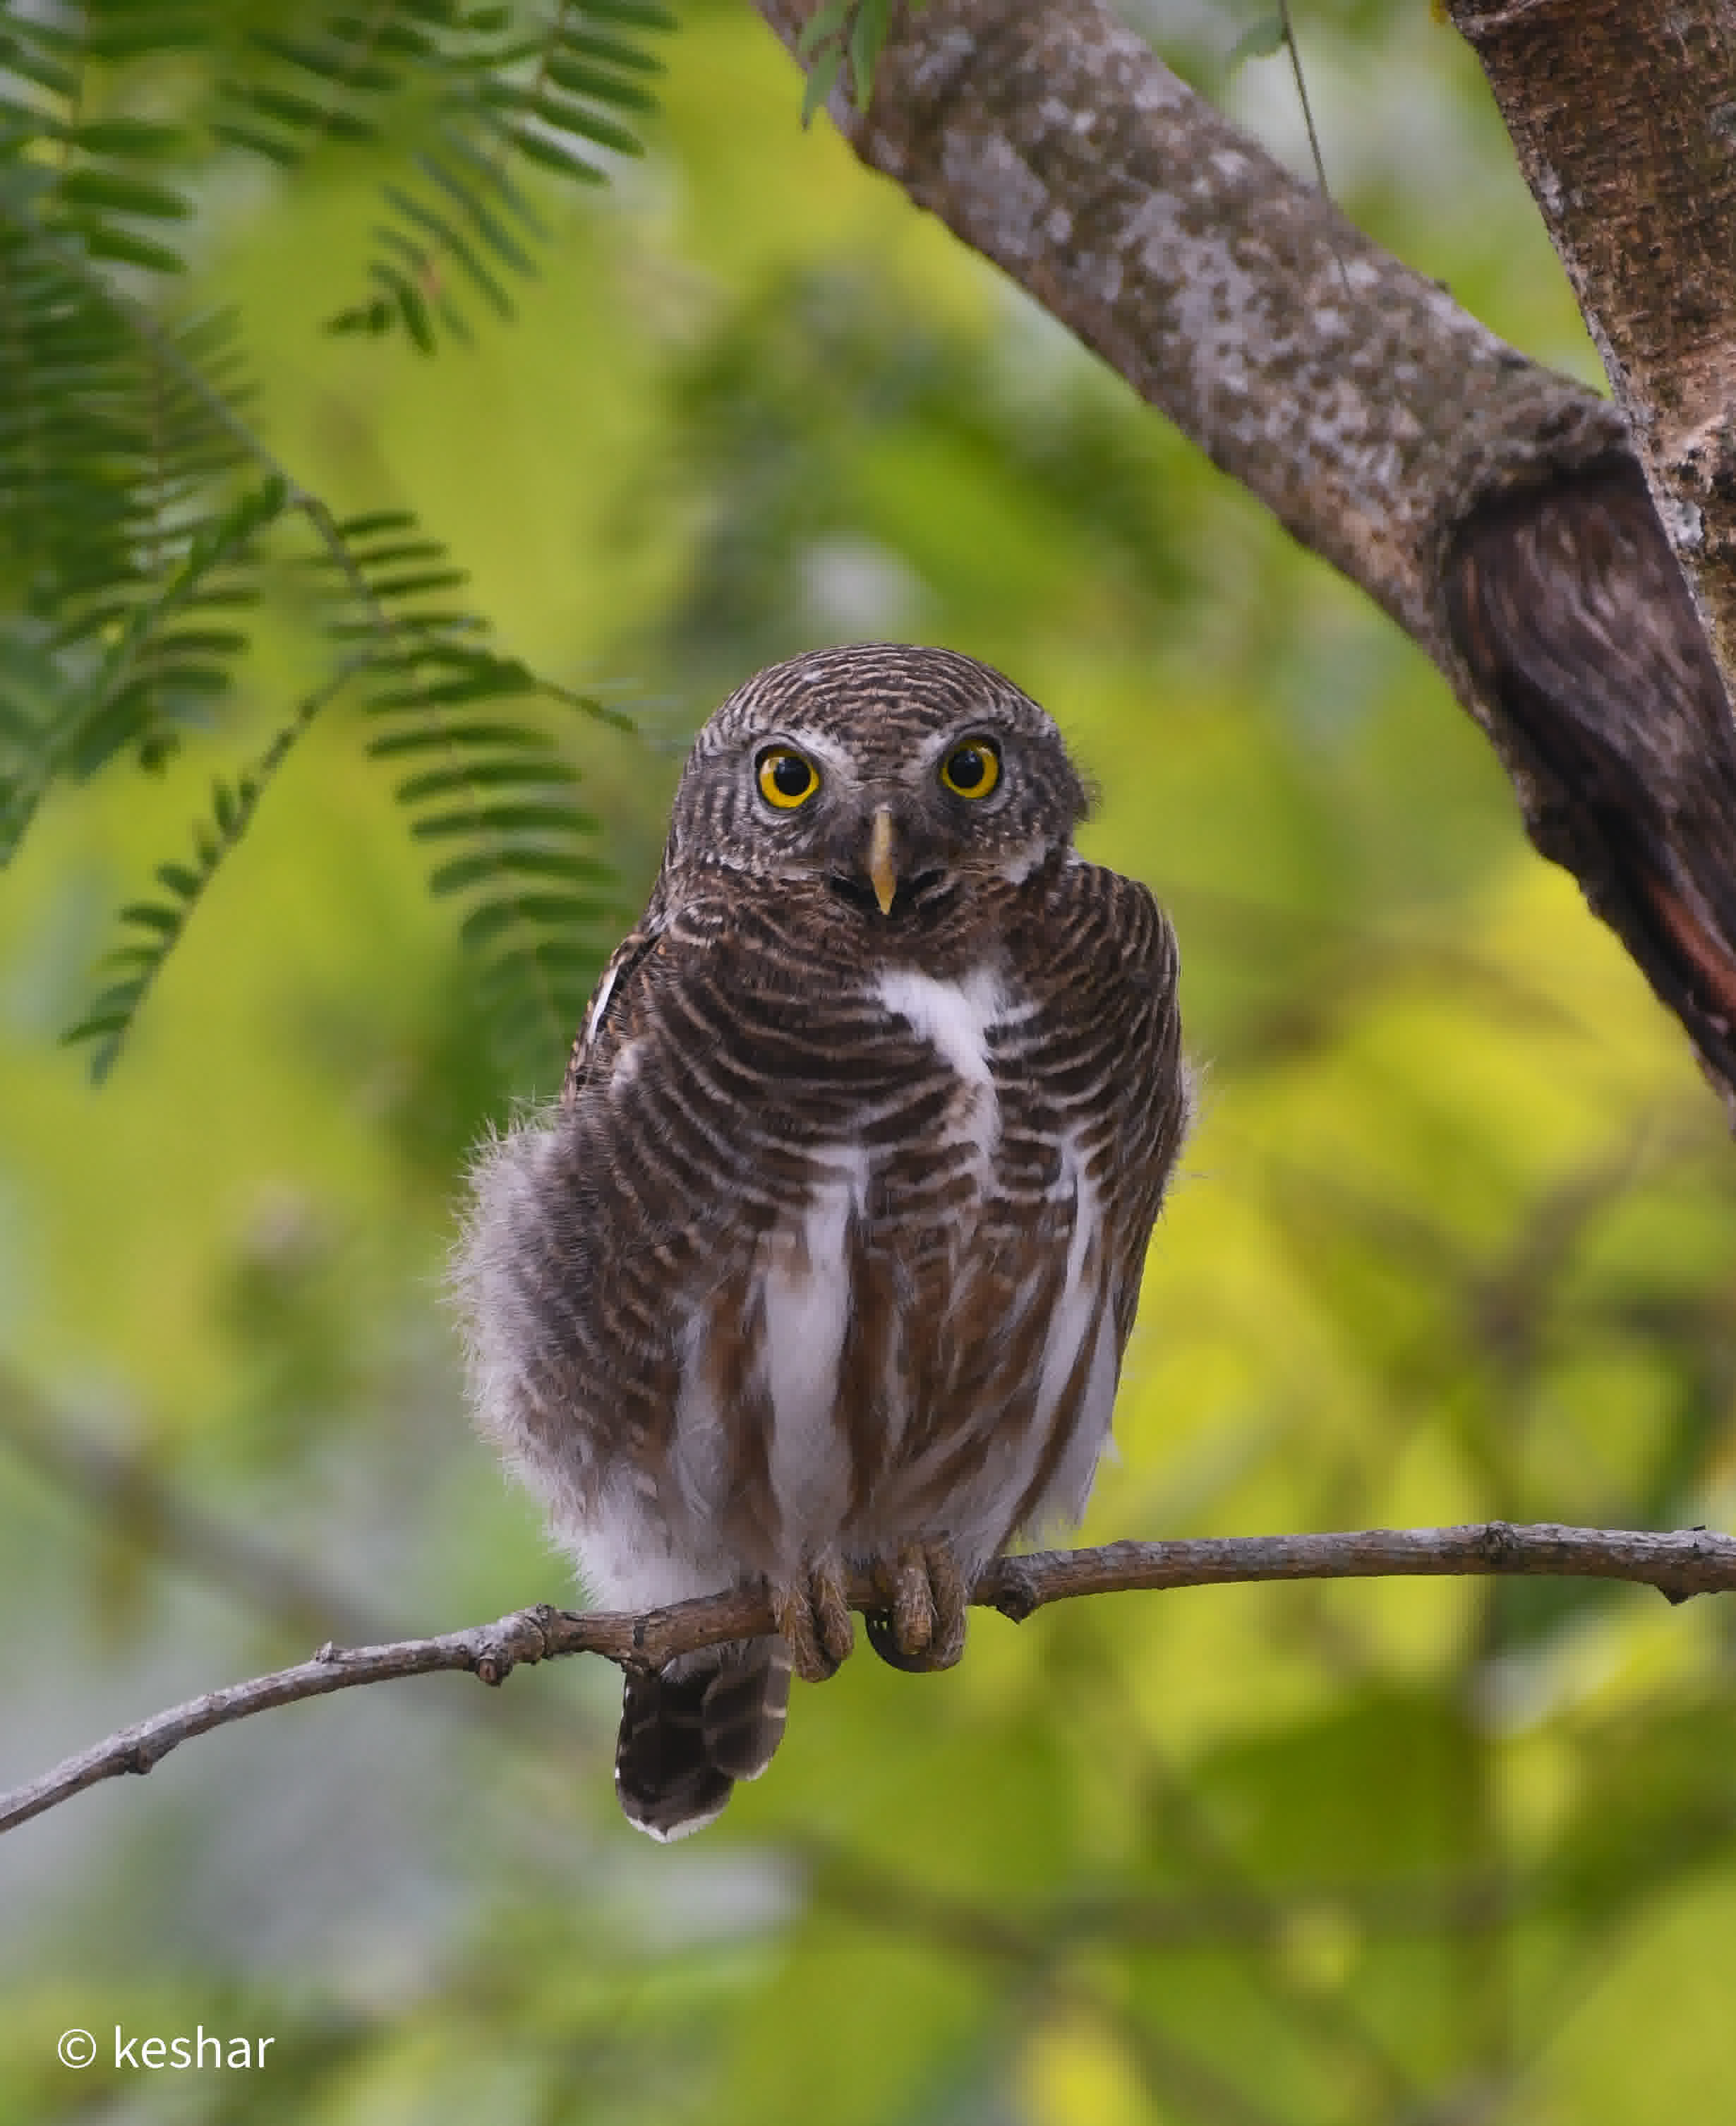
(757, 747, 821, 810)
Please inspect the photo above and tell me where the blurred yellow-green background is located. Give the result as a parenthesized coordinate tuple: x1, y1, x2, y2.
(6, 4, 1736, 2120)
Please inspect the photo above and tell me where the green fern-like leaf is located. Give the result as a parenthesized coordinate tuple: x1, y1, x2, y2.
(325, 510, 623, 1056)
(0, 0, 270, 822)
(66, 502, 623, 1081)
(212, 1, 674, 350)
(0, 200, 277, 839)
(66, 500, 627, 1080)
(1, 6, 202, 278)
(63, 662, 355, 1083)
(1, 2, 639, 1078)
(796, 0, 917, 124)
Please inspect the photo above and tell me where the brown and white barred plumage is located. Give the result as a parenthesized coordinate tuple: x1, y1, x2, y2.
(455, 644, 1189, 1839)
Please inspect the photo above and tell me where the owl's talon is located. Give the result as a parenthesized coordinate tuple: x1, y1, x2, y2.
(865, 1541, 967, 1672)
(892, 1543, 934, 1656)
(770, 1583, 830, 1681)
(771, 1553, 855, 1683)
(927, 1542, 968, 1669)
(811, 1549, 856, 1669)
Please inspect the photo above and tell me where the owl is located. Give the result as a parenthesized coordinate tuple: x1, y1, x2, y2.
(454, 643, 1189, 1839)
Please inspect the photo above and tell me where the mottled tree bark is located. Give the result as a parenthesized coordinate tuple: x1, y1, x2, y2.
(1448, 0, 1736, 1081)
(752, 0, 1736, 1113)
(1449, 0, 1736, 675)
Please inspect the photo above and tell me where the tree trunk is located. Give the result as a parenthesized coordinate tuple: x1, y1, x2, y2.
(1449, 0, 1736, 677)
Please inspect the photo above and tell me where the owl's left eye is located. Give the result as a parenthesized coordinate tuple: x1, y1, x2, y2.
(757, 746, 821, 810)
(939, 738, 1001, 799)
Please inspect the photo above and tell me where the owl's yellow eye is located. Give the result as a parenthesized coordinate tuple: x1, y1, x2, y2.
(939, 739, 1000, 799)
(757, 747, 820, 810)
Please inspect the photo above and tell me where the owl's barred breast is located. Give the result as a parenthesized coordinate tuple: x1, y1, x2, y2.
(458, 849, 1185, 1623)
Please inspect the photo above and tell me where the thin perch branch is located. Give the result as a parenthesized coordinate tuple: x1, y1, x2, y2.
(5, 1521, 1731, 1837)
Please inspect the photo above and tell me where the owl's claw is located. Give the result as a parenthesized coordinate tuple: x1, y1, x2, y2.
(865, 1541, 968, 1673)
(770, 1550, 855, 1683)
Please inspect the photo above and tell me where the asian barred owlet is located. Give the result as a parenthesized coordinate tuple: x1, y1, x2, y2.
(455, 644, 1189, 1840)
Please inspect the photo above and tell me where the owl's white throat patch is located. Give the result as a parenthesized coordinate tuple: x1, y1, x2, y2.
(874, 963, 1007, 1186)
(874, 965, 1003, 1086)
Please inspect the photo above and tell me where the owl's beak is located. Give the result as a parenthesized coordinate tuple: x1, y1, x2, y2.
(867, 805, 899, 916)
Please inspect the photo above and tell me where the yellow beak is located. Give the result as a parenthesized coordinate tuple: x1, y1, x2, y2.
(867, 805, 898, 916)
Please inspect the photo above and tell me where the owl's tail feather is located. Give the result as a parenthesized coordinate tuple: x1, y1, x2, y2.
(615, 1637, 792, 1842)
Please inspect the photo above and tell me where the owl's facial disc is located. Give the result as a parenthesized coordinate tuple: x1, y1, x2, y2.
(824, 730, 1019, 917)
(718, 701, 1067, 920)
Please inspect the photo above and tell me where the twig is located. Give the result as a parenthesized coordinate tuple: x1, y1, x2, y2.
(4, 1521, 1730, 1838)
(0, 1374, 574, 1753)
(1274, 0, 1344, 304)
(0, 1369, 392, 1649)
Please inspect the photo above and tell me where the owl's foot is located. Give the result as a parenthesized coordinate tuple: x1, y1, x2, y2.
(769, 1550, 856, 1683)
(864, 1541, 968, 1673)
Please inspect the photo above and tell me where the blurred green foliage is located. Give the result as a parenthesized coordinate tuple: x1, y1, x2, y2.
(4, 3, 1736, 2122)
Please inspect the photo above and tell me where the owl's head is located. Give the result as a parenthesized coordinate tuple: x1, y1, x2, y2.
(661, 644, 1088, 915)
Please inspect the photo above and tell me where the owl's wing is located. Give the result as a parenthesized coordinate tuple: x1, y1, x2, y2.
(560, 920, 665, 1108)
(1021, 855, 1190, 1353)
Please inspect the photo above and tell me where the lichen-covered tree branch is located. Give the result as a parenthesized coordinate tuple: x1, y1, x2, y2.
(6, 1522, 1735, 1839)
(754, 0, 1736, 1113)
